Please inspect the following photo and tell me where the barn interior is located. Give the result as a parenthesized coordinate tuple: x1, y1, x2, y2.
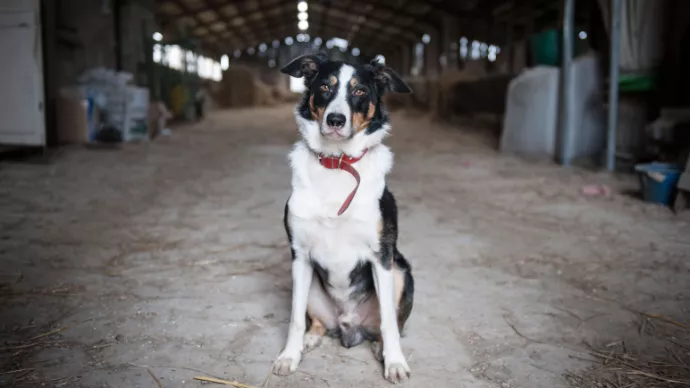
(1, 0, 690, 387)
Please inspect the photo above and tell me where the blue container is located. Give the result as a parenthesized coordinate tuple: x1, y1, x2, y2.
(634, 162, 683, 205)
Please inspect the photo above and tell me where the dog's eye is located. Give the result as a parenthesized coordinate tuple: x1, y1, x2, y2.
(353, 89, 366, 97)
(320, 85, 330, 92)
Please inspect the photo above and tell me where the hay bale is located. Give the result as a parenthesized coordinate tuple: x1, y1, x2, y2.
(254, 79, 276, 106)
(433, 62, 491, 120)
(216, 65, 257, 108)
(215, 66, 299, 108)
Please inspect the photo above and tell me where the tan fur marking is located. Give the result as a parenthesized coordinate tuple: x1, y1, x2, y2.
(329, 75, 338, 85)
(352, 102, 376, 133)
(306, 315, 327, 337)
(309, 94, 325, 122)
(350, 77, 359, 87)
(393, 266, 405, 307)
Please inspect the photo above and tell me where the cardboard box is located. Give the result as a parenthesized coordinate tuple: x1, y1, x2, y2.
(122, 86, 150, 142)
(56, 88, 99, 144)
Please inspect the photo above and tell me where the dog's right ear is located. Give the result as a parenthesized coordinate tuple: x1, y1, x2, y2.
(280, 53, 328, 82)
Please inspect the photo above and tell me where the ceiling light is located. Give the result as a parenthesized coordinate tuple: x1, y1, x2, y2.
(352, 47, 360, 56)
(303, 34, 310, 42)
(314, 37, 322, 46)
(285, 36, 294, 45)
(422, 33, 430, 44)
(296, 34, 304, 42)
(298, 12, 308, 21)
(297, 1, 308, 12)
(298, 20, 309, 30)
(247, 47, 255, 55)
(259, 43, 267, 52)
(579, 31, 588, 40)
(220, 54, 229, 70)
(326, 40, 334, 49)
(152, 32, 163, 42)
(331, 37, 348, 49)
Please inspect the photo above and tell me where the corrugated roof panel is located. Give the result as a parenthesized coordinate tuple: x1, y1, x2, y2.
(197, 10, 218, 23)
(209, 21, 226, 31)
(159, 1, 183, 15)
(220, 4, 239, 16)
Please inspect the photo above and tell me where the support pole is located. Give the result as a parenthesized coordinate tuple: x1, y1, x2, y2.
(506, 22, 514, 73)
(559, 0, 575, 166)
(606, 0, 622, 172)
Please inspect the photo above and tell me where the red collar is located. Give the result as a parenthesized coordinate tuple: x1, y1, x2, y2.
(317, 148, 368, 216)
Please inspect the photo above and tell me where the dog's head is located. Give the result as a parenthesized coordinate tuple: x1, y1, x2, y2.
(281, 53, 411, 155)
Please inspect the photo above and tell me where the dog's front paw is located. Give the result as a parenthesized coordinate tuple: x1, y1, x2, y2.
(303, 333, 322, 352)
(272, 351, 301, 376)
(384, 358, 411, 384)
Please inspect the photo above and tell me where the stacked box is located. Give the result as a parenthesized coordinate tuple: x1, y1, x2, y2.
(76, 67, 150, 142)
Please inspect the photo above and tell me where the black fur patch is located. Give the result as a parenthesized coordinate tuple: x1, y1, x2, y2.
(396, 251, 415, 329)
(299, 61, 346, 120)
(283, 199, 296, 260)
(340, 325, 378, 348)
(378, 187, 399, 269)
(311, 259, 331, 288)
(378, 187, 415, 332)
(348, 260, 375, 301)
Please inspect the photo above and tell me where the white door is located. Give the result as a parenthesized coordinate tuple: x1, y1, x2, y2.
(0, 7, 45, 146)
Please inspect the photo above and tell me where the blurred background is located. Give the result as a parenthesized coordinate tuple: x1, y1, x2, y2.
(1, 1, 690, 387)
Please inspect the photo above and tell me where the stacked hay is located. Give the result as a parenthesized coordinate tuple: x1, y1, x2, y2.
(216, 65, 255, 108)
(433, 61, 488, 120)
(215, 65, 279, 108)
(254, 80, 276, 106)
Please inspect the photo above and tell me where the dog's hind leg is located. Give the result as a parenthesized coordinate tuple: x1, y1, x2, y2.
(304, 274, 338, 352)
(367, 260, 413, 363)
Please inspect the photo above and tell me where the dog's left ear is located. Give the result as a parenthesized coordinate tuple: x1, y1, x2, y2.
(280, 53, 328, 83)
(367, 59, 412, 94)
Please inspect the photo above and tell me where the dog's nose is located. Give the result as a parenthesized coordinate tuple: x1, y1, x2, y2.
(326, 113, 346, 128)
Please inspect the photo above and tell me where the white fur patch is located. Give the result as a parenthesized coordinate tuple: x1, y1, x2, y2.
(322, 65, 355, 136)
(287, 125, 393, 315)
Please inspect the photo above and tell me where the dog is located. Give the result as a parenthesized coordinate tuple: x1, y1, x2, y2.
(272, 53, 415, 384)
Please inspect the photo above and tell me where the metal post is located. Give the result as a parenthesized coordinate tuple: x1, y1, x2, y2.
(559, 0, 575, 166)
(506, 22, 514, 73)
(606, 0, 622, 172)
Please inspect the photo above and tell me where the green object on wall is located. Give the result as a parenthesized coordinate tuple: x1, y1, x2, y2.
(619, 74, 656, 91)
(530, 29, 561, 66)
(529, 28, 587, 66)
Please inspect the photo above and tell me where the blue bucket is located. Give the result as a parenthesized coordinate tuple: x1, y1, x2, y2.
(634, 162, 683, 205)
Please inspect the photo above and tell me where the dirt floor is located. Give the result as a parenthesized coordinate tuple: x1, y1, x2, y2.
(1, 105, 689, 388)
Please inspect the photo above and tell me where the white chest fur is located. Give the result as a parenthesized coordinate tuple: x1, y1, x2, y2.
(287, 141, 393, 301)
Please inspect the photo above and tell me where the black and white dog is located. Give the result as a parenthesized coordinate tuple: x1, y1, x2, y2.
(273, 53, 415, 384)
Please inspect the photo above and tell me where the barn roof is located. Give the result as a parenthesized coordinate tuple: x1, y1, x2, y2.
(155, 0, 507, 57)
